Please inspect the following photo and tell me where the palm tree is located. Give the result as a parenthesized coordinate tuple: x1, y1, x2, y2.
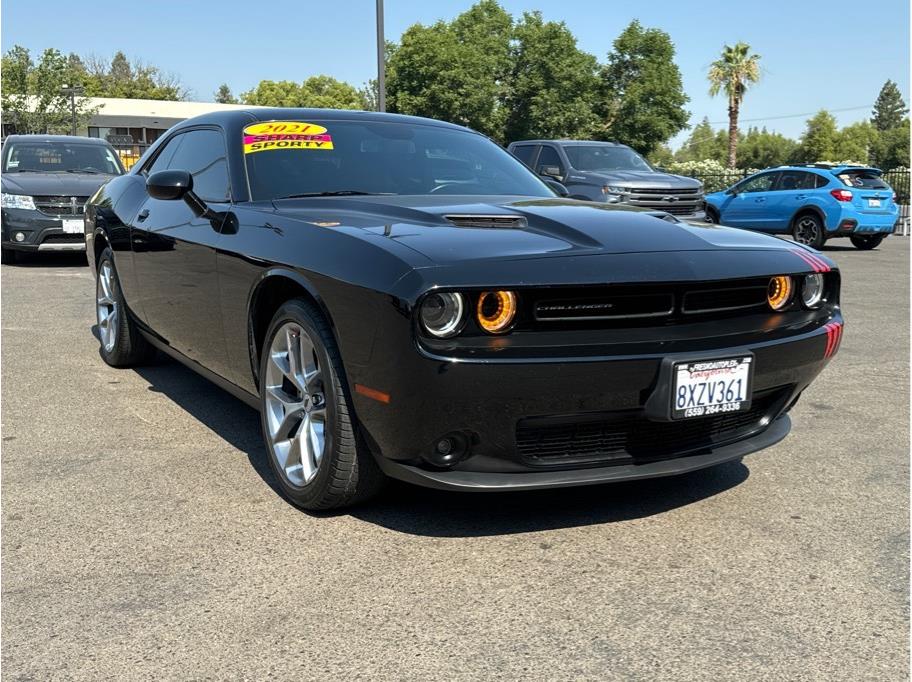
(708, 42, 761, 169)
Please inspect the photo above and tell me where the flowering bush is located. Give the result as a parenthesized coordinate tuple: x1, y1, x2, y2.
(665, 160, 759, 193)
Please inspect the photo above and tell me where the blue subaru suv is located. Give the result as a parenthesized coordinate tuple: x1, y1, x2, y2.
(704, 164, 899, 249)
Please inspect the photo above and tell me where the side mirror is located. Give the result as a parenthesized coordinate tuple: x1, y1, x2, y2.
(540, 165, 563, 180)
(543, 178, 569, 197)
(146, 169, 213, 219)
(146, 169, 192, 201)
(726, 188, 738, 196)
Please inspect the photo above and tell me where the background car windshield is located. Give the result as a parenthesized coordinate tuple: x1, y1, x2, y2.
(563, 145, 653, 172)
(2, 142, 123, 174)
(244, 121, 554, 200)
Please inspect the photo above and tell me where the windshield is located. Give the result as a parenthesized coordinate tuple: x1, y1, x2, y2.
(2, 141, 124, 175)
(243, 120, 554, 201)
(563, 145, 652, 172)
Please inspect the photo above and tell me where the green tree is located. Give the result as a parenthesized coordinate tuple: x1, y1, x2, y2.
(647, 144, 674, 168)
(78, 51, 187, 100)
(503, 11, 600, 142)
(872, 119, 910, 169)
(834, 120, 879, 164)
(798, 110, 839, 162)
(242, 76, 366, 109)
(708, 41, 761, 168)
(674, 117, 728, 163)
(214, 83, 237, 104)
(387, 0, 512, 140)
(359, 79, 379, 112)
(737, 127, 799, 168)
(1, 45, 97, 134)
(871, 80, 908, 132)
(596, 20, 689, 155)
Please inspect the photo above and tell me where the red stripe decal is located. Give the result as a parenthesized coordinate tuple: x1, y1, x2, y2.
(823, 323, 834, 357)
(833, 323, 843, 354)
(806, 252, 831, 272)
(793, 249, 822, 272)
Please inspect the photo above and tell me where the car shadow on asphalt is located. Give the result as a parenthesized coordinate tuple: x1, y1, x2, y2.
(121, 349, 751, 537)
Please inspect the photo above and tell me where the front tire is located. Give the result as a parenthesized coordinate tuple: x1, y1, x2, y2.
(850, 234, 885, 250)
(95, 247, 155, 367)
(705, 207, 720, 224)
(792, 213, 825, 249)
(259, 299, 384, 510)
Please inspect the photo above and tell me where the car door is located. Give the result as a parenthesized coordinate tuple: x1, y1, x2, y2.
(510, 144, 540, 171)
(765, 170, 812, 232)
(723, 171, 780, 229)
(129, 128, 233, 377)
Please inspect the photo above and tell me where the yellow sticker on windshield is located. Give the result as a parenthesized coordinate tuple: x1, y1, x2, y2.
(243, 121, 333, 154)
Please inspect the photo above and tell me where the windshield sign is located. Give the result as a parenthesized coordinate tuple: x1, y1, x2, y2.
(2, 141, 124, 175)
(244, 120, 554, 201)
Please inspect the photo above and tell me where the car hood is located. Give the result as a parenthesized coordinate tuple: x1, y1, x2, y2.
(272, 195, 791, 266)
(1, 172, 117, 197)
(577, 170, 702, 190)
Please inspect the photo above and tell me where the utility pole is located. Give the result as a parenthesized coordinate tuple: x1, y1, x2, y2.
(60, 85, 85, 136)
(376, 0, 386, 112)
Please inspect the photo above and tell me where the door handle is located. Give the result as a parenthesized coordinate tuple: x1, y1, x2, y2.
(754, 198, 766, 203)
(136, 209, 150, 222)
(795, 195, 807, 200)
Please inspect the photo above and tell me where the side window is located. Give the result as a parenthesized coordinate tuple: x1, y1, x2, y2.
(164, 129, 231, 203)
(814, 173, 830, 189)
(740, 172, 778, 193)
(536, 146, 564, 175)
(776, 171, 806, 191)
(511, 145, 537, 168)
(144, 135, 184, 176)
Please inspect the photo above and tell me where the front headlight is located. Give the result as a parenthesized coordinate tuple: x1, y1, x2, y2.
(1, 193, 36, 210)
(603, 185, 627, 194)
(801, 273, 824, 309)
(767, 275, 793, 311)
(419, 292, 465, 338)
(476, 290, 518, 334)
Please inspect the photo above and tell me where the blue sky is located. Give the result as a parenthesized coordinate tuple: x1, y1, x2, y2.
(2, 0, 909, 147)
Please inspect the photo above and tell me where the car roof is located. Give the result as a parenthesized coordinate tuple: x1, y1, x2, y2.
(509, 139, 626, 147)
(774, 163, 881, 174)
(2, 134, 110, 145)
(169, 108, 476, 134)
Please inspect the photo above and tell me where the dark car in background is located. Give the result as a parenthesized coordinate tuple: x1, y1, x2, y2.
(507, 139, 704, 219)
(87, 108, 841, 511)
(703, 164, 899, 249)
(1, 135, 125, 264)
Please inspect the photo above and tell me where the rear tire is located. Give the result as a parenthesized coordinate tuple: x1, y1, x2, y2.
(850, 234, 885, 250)
(259, 299, 385, 510)
(95, 247, 155, 367)
(1, 247, 17, 265)
(792, 213, 825, 249)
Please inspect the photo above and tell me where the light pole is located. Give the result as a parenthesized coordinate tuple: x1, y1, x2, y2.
(60, 84, 85, 136)
(376, 0, 386, 112)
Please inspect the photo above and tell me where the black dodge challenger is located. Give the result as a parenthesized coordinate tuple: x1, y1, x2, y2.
(85, 109, 843, 510)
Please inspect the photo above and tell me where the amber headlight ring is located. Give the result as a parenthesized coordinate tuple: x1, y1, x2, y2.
(767, 275, 794, 311)
(476, 290, 518, 334)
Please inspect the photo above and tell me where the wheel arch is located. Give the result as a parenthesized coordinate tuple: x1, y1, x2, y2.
(247, 268, 339, 392)
(790, 205, 827, 229)
(92, 227, 110, 272)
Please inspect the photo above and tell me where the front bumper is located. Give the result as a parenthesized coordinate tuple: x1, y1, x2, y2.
(349, 314, 839, 491)
(1, 208, 86, 251)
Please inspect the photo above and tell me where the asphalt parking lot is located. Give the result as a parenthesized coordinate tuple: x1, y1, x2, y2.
(1, 238, 908, 680)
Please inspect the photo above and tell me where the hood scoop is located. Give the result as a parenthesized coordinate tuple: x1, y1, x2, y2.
(444, 214, 528, 229)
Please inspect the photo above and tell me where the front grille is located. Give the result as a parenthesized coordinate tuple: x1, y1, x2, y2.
(516, 389, 786, 467)
(33, 195, 89, 217)
(620, 186, 702, 214)
(535, 292, 673, 321)
(41, 233, 84, 244)
(682, 285, 768, 315)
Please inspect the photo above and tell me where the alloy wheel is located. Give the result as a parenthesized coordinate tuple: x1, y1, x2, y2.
(264, 322, 327, 488)
(96, 261, 119, 353)
(794, 217, 820, 245)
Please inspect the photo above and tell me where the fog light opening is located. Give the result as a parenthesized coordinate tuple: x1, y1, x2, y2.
(14, 232, 25, 242)
(424, 432, 470, 468)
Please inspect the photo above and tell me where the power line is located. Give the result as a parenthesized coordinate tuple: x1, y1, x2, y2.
(706, 105, 872, 125)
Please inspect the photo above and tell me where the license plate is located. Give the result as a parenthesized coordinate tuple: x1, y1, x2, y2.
(672, 356, 753, 419)
(868, 199, 881, 208)
(61, 219, 83, 234)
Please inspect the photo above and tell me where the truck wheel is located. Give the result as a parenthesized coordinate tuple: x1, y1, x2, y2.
(850, 234, 885, 250)
(792, 214, 825, 249)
